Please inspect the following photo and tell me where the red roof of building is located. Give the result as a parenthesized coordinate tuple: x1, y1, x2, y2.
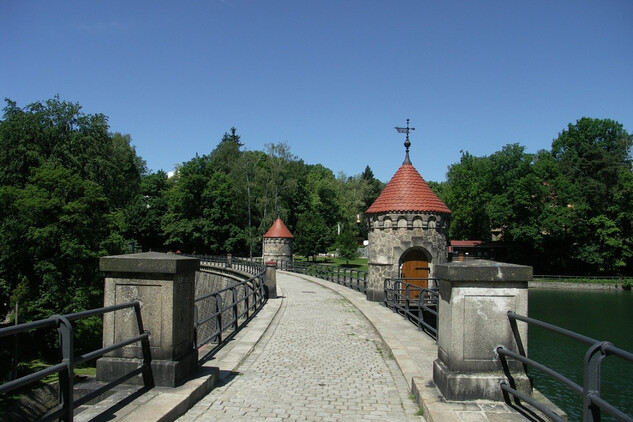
(450, 240, 484, 247)
(263, 218, 294, 238)
(365, 164, 451, 214)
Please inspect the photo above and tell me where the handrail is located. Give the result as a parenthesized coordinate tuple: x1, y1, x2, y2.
(276, 259, 368, 294)
(193, 258, 267, 357)
(0, 301, 152, 422)
(383, 278, 439, 338)
(497, 310, 633, 422)
(192, 254, 265, 276)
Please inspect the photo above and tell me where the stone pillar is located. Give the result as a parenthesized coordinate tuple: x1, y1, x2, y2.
(265, 261, 277, 299)
(432, 260, 531, 401)
(97, 252, 199, 387)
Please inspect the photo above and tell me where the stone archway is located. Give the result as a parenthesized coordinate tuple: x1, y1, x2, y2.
(399, 248, 432, 299)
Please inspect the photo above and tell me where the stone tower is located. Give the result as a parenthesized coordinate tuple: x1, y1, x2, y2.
(364, 128, 451, 302)
(262, 218, 294, 265)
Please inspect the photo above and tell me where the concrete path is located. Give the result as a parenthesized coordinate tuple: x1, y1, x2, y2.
(177, 272, 423, 422)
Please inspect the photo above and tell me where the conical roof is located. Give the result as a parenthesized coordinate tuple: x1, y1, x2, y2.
(365, 163, 451, 214)
(263, 218, 294, 238)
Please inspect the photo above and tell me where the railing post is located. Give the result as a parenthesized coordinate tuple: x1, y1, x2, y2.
(232, 287, 239, 330)
(215, 294, 223, 343)
(55, 316, 74, 422)
(363, 272, 368, 293)
(433, 261, 532, 401)
(98, 252, 199, 387)
(133, 301, 154, 388)
(244, 284, 250, 319)
(583, 342, 607, 422)
(417, 294, 424, 331)
(193, 304, 200, 349)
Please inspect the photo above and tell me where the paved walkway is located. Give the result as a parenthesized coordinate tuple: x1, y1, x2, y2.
(75, 271, 561, 422)
(177, 272, 423, 421)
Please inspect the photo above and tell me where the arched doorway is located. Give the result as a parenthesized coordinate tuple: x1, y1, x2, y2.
(400, 248, 431, 299)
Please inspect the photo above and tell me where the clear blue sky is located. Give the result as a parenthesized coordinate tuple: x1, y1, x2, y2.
(2, 1, 632, 183)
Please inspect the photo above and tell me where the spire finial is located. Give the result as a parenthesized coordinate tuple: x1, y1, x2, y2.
(395, 118, 415, 164)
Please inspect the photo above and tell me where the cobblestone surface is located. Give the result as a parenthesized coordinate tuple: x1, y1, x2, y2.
(178, 273, 423, 421)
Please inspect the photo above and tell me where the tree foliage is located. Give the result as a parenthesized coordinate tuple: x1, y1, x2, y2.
(440, 118, 632, 275)
(5, 95, 629, 344)
(0, 97, 144, 326)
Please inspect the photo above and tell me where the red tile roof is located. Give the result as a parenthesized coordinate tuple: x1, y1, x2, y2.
(451, 240, 484, 247)
(263, 218, 294, 238)
(365, 164, 451, 214)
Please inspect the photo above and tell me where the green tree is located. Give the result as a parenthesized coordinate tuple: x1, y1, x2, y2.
(162, 154, 214, 252)
(202, 172, 246, 253)
(233, 150, 267, 258)
(552, 118, 632, 213)
(124, 170, 169, 251)
(210, 127, 243, 174)
(0, 98, 142, 325)
(360, 165, 384, 210)
(294, 211, 330, 261)
(162, 129, 252, 255)
(336, 223, 359, 264)
(550, 118, 633, 273)
(444, 152, 492, 240)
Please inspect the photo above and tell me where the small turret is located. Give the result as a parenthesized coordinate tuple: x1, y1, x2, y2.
(262, 218, 294, 266)
(364, 120, 451, 302)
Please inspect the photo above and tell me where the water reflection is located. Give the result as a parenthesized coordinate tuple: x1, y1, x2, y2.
(528, 288, 633, 421)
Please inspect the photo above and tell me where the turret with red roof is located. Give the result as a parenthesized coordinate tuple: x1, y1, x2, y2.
(364, 120, 451, 302)
(262, 218, 294, 267)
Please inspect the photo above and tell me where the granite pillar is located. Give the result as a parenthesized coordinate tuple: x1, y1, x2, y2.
(265, 261, 277, 299)
(432, 260, 532, 401)
(97, 252, 199, 387)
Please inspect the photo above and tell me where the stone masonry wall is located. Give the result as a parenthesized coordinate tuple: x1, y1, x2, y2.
(366, 211, 450, 301)
(262, 237, 293, 264)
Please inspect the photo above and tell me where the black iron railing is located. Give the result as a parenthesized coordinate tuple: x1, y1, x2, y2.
(276, 260, 368, 294)
(195, 254, 264, 276)
(193, 257, 267, 354)
(0, 301, 152, 422)
(497, 311, 633, 422)
(383, 278, 439, 338)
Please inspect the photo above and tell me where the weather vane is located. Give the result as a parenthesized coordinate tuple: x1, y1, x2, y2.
(395, 118, 415, 164)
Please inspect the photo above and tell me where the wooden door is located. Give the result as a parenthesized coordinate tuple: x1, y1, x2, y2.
(401, 250, 430, 300)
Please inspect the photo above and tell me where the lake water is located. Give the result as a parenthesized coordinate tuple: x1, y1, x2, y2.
(528, 288, 633, 421)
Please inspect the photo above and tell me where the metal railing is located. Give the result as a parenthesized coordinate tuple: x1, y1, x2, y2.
(193, 257, 267, 354)
(277, 260, 368, 294)
(0, 301, 152, 422)
(497, 311, 633, 422)
(383, 278, 439, 338)
(195, 254, 265, 276)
